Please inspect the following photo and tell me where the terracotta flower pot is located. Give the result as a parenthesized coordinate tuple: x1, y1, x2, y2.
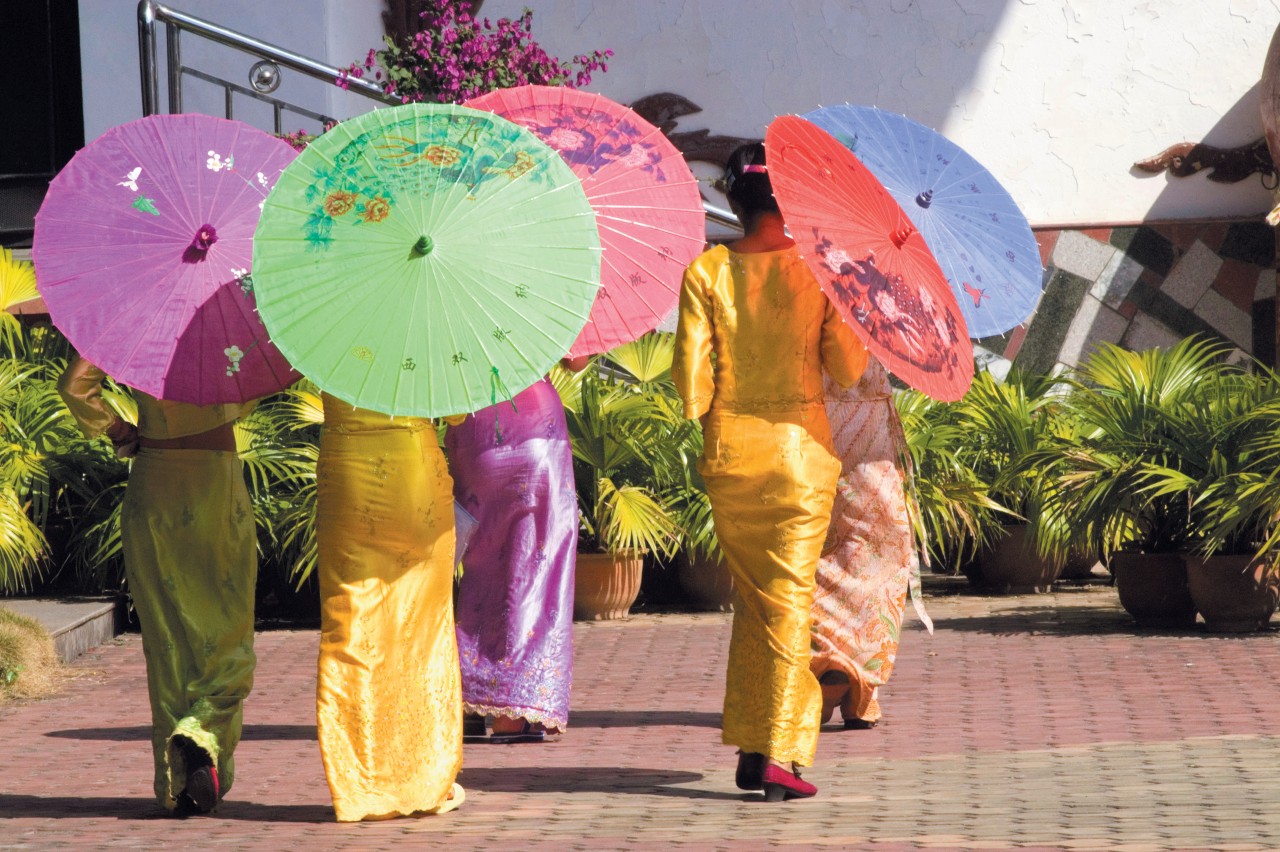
(573, 549, 643, 621)
(1110, 551, 1196, 629)
(1185, 553, 1280, 633)
(1059, 549, 1101, 581)
(975, 523, 1062, 594)
(674, 550, 734, 612)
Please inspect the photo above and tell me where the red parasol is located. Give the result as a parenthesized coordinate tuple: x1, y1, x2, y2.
(765, 115, 973, 402)
(465, 85, 705, 358)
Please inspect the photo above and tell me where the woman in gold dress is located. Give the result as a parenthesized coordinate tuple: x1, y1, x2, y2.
(59, 357, 257, 816)
(673, 143, 867, 802)
(314, 394, 464, 821)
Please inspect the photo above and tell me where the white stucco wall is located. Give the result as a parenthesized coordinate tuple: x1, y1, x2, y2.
(81, 0, 1280, 227)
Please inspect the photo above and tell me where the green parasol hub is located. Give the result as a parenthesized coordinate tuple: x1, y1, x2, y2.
(411, 235, 434, 257)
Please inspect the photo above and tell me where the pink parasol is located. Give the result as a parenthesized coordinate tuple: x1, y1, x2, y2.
(34, 113, 300, 403)
(465, 85, 705, 357)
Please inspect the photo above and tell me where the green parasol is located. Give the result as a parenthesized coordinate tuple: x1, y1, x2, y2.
(251, 103, 601, 418)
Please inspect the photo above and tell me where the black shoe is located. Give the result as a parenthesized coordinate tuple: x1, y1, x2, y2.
(185, 763, 220, 813)
(463, 713, 488, 743)
(843, 717, 877, 730)
(174, 736, 219, 814)
(735, 751, 766, 790)
(171, 794, 200, 818)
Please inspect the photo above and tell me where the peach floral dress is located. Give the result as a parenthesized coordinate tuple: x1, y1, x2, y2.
(811, 360, 932, 724)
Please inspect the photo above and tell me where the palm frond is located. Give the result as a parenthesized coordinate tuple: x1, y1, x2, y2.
(0, 486, 48, 594)
(602, 332, 676, 386)
(0, 249, 39, 359)
(592, 476, 681, 559)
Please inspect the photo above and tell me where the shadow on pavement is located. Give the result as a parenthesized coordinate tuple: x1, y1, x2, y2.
(44, 724, 318, 742)
(0, 793, 329, 823)
(566, 710, 721, 729)
(925, 605, 1157, 637)
(458, 766, 713, 794)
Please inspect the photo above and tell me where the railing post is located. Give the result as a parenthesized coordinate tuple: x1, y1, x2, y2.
(137, 0, 159, 116)
(166, 25, 182, 113)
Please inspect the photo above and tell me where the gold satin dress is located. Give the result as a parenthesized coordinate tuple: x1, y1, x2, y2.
(673, 245, 867, 767)
(58, 359, 257, 811)
(315, 394, 463, 821)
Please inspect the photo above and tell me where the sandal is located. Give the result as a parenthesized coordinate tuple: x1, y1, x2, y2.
(840, 690, 881, 730)
(818, 671, 850, 726)
(489, 719, 546, 744)
(429, 782, 465, 815)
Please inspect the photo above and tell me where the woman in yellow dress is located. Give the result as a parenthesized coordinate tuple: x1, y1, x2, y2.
(59, 357, 257, 816)
(314, 393, 464, 821)
(673, 143, 867, 802)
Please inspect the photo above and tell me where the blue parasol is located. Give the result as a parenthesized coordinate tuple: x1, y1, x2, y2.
(804, 105, 1042, 338)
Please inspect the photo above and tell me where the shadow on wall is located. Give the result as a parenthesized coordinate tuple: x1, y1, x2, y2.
(519, 0, 1022, 156)
(996, 82, 1278, 375)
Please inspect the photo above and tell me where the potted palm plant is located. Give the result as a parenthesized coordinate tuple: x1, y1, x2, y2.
(949, 368, 1074, 593)
(1050, 337, 1228, 627)
(1154, 362, 1280, 632)
(895, 386, 1001, 575)
(235, 381, 323, 619)
(603, 332, 730, 610)
(552, 334, 686, 619)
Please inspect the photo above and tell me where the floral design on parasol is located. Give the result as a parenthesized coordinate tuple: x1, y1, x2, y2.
(251, 103, 601, 418)
(766, 115, 973, 402)
(804, 104, 1042, 338)
(33, 113, 300, 403)
(465, 85, 705, 357)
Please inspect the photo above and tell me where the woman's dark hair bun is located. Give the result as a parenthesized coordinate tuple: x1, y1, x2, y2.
(723, 142, 779, 216)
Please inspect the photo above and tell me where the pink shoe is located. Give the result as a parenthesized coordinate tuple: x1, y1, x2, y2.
(761, 763, 817, 802)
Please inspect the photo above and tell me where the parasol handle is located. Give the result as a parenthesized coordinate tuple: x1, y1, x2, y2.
(410, 235, 434, 257)
(890, 223, 916, 248)
(182, 224, 218, 263)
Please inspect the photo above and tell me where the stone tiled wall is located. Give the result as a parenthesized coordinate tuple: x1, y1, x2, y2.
(983, 221, 1278, 375)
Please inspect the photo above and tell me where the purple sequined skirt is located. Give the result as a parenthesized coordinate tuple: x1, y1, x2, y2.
(445, 378, 576, 730)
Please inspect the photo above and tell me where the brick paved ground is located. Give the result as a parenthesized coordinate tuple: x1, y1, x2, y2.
(4, 579, 1280, 850)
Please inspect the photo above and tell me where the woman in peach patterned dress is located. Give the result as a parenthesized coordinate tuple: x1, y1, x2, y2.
(810, 359, 932, 729)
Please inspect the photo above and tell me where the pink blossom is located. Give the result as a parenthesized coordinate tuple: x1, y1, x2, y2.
(338, 0, 613, 104)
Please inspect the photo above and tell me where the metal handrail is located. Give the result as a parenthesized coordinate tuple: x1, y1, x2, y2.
(703, 203, 739, 229)
(137, 0, 392, 118)
(135, 0, 735, 230)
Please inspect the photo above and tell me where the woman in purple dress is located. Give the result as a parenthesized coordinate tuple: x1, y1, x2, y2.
(445, 376, 577, 742)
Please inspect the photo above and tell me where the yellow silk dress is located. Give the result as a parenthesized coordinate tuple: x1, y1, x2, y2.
(59, 359, 257, 811)
(673, 245, 867, 767)
(315, 393, 463, 821)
